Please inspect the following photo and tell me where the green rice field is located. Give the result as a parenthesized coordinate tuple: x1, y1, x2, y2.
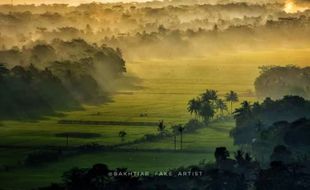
(0, 49, 309, 189)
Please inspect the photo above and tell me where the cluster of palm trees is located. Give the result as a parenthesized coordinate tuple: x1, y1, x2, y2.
(187, 90, 239, 123)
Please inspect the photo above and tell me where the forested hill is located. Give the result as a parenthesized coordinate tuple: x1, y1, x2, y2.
(255, 65, 310, 99)
(0, 39, 126, 119)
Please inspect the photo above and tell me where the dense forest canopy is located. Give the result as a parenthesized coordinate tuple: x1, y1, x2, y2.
(0, 39, 126, 118)
(230, 95, 310, 162)
(231, 96, 310, 145)
(260, 118, 310, 147)
(255, 65, 310, 99)
(0, 1, 309, 59)
(0, 64, 78, 118)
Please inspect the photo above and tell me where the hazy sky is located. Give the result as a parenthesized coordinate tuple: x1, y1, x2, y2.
(0, 0, 153, 5)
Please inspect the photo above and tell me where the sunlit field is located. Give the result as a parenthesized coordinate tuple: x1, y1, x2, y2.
(125, 122, 236, 151)
(0, 49, 310, 189)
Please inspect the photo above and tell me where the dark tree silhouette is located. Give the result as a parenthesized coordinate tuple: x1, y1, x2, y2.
(215, 98, 228, 117)
(270, 145, 293, 164)
(39, 146, 310, 190)
(158, 120, 166, 135)
(187, 98, 201, 118)
(178, 125, 184, 151)
(215, 147, 230, 163)
(187, 89, 223, 123)
(199, 102, 215, 123)
(255, 65, 310, 99)
(225, 91, 239, 114)
(231, 96, 310, 146)
(118, 131, 127, 142)
(233, 101, 252, 126)
(201, 89, 218, 102)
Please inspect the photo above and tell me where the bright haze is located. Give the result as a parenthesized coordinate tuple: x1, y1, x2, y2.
(0, 0, 152, 5)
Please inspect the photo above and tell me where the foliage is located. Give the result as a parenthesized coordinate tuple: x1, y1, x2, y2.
(0, 64, 79, 118)
(187, 90, 235, 123)
(270, 145, 293, 164)
(157, 120, 166, 134)
(0, 38, 127, 118)
(231, 96, 310, 145)
(187, 89, 230, 123)
(40, 146, 310, 190)
(255, 65, 310, 99)
(183, 119, 205, 133)
(225, 91, 239, 114)
(1, 2, 309, 59)
(250, 118, 310, 161)
(215, 99, 228, 116)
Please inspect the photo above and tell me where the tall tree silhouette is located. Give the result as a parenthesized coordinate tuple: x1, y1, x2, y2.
(216, 99, 228, 117)
(225, 91, 239, 114)
(178, 126, 184, 151)
(201, 89, 218, 102)
(187, 98, 201, 118)
(158, 120, 166, 135)
(233, 101, 252, 126)
(199, 102, 215, 123)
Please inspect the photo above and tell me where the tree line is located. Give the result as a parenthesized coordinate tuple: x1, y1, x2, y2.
(38, 145, 310, 190)
(231, 95, 310, 145)
(0, 64, 79, 118)
(255, 65, 310, 99)
(0, 39, 126, 118)
(187, 89, 239, 123)
(230, 95, 310, 162)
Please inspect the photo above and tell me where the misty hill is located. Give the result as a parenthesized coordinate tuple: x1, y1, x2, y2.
(255, 65, 310, 99)
(0, 39, 126, 118)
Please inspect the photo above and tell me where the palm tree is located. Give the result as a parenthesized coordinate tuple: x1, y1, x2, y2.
(225, 91, 239, 114)
(215, 99, 228, 116)
(158, 120, 166, 135)
(174, 135, 177, 151)
(199, 102, 215, 123)
(178, 126, 184, 151)
(201, 89, 218, 102)
(187, 98, 201, 118)
(235, 101, 251, 116)
(118, 131, 127, 142)
(233, 101, 252, 126)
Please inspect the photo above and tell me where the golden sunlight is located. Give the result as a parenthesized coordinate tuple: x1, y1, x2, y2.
(284, 0, 308, 13)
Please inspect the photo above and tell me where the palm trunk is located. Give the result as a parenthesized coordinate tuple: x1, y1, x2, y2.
(230, 101, 233, 114)
(180, 132, 183, 151)
(174, 135, 176, 151)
